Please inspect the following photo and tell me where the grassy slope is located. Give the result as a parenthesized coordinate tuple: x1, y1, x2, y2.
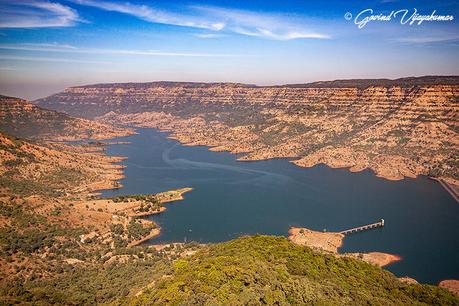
(126, 236, 458, 306)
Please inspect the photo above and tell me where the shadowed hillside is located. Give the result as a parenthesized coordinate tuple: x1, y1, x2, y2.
(0, 95, 132, 141)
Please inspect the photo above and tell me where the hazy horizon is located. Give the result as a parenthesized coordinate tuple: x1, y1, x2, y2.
(5, 73, 459, 101)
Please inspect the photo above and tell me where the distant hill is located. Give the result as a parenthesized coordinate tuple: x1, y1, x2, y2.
(74, 81, 257, 89)
(125, 235, 458, 305)
(279, 75, 459, 89)
(48, 75, 459, 91)
(0, 95, 131, 141)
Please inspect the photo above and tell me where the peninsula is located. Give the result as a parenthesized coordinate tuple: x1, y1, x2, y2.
(288, 227, 402, 268)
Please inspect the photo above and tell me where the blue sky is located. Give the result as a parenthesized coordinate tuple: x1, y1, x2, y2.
(0, 0, 458, 99)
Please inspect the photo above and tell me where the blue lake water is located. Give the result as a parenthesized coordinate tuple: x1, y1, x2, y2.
(101, 128, 459, 284)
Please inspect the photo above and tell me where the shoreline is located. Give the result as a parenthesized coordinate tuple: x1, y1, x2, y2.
(158, 126, 459, 204)
(131, 188, 193, 244)
(95, 127, 457, 287)
(119, 188, 193, 218)
(128, 228, 161, 247)
(97, 112, 458, 186)
(288, 226, 401, 268)
(74, 188, 193, 250)
(136, 124, 457, 189)
(432, 178, 459, 203)
(77, 133, 193, 247)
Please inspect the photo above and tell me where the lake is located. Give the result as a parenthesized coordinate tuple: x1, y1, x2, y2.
(101, 128, 459, 284)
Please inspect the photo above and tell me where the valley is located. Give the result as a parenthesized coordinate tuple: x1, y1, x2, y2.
(1, 76, 458, 304)
(2, 0, 458, 303)
(36, 76, 459, 187)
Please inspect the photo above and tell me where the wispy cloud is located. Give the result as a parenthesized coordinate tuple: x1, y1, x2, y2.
(193, 6, 330, 40)
(194, 33, 225, 39)
(0, 0, 81, 28)
(0, 43, 236, 57)
(395, 34, 459, 44)
(0, 55, 111, 64)
(70, 0, 329, 40)
(70, 0, 224, 31)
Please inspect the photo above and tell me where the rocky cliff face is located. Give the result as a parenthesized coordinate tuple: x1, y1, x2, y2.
(0, 95, 132, 141)
(35, 77, 459, 184)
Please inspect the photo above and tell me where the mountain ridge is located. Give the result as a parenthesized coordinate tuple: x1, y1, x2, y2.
(55, 75, 459, 91)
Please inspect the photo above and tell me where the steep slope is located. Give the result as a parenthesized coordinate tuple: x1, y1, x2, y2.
(35, 76, 459, 185)
(0, 131, 197, 305)
(0, 94, 199, 304)
(0, 131, 124, 196)
(125, 236, 458, 305)
(0, 95, 132, 141)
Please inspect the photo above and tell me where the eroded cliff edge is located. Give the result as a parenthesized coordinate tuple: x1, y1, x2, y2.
(35, 76, 459, 186)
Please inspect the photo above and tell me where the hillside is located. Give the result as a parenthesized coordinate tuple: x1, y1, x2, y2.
(0, 131, 198, 304)
(0, 97, 196, 304)
(0, 131, 125, 197)
(35, 76, 459, 185)
(2, 132, 456, 305)
(124, 236, 458, 305)
(0, 95, 132, 141)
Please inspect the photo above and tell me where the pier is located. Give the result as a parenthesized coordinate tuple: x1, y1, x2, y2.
(339, 219, 384, 235)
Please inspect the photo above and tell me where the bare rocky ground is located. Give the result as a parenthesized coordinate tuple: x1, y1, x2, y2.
(440, 280, 459, 296)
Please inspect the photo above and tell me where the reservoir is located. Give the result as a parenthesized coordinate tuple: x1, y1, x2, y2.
(101, 128, 459, 284)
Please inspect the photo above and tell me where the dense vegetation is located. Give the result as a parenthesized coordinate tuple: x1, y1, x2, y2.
(1, 252, 172, 305)
(127, 236, 459, 305)
(0, 243, 205, 305)
(0, 200, 85, 262)
(1, 229, 458, 304)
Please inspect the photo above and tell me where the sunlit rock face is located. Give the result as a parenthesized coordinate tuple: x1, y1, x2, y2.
(35, 76, 459, 184)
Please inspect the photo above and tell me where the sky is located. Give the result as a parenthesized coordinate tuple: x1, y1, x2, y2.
(0, 0, 458, 100)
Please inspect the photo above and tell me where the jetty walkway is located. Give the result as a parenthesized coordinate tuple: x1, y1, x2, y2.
(339, 219, 384, 235)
